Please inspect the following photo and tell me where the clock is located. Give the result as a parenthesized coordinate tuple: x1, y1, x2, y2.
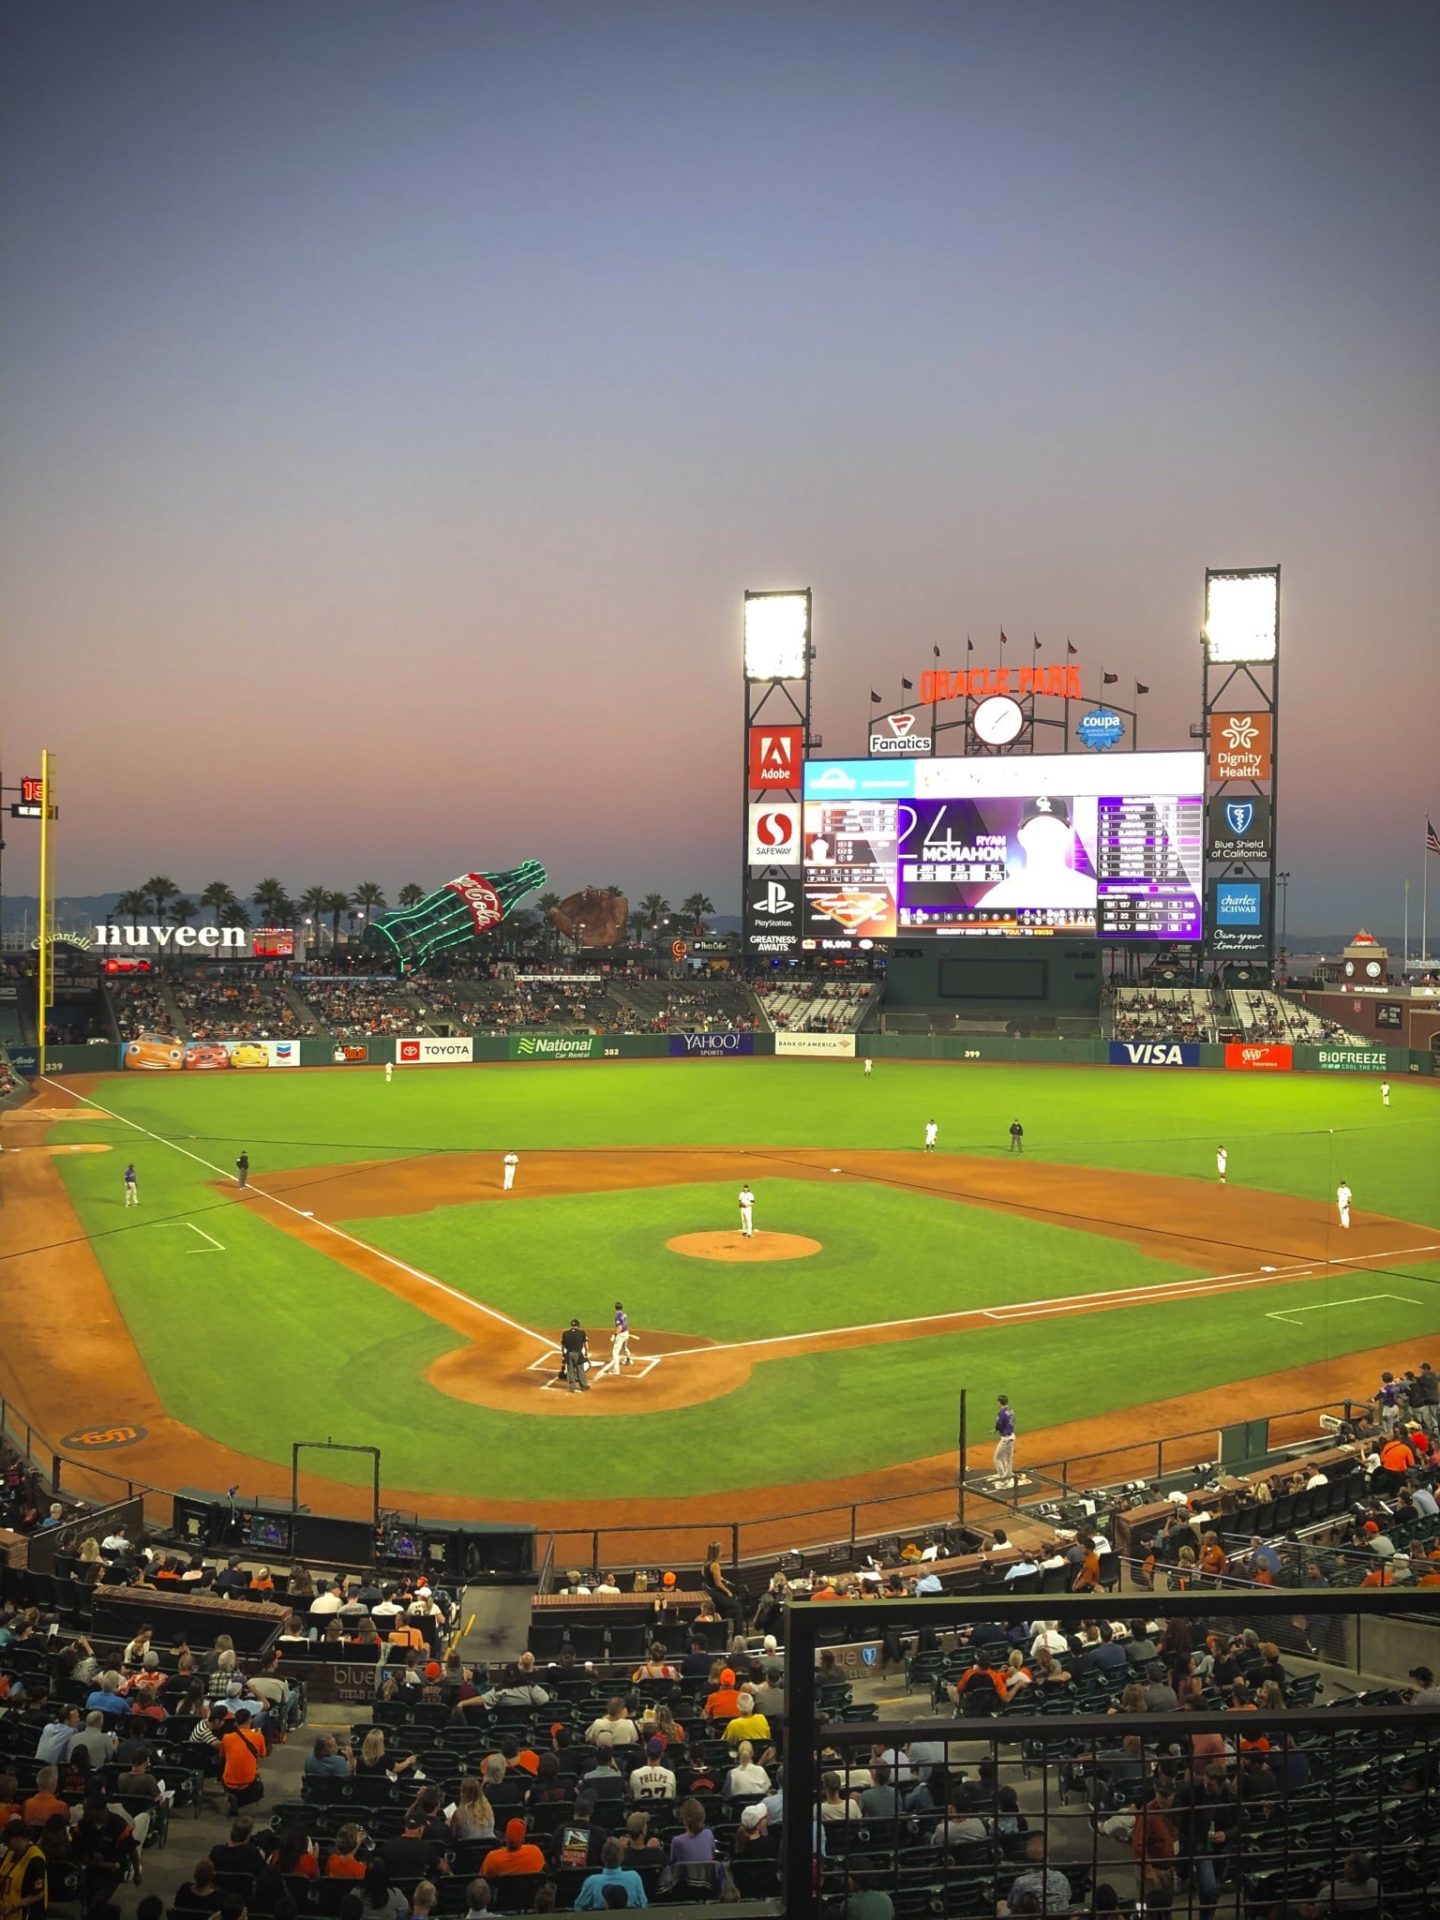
(1365, 959, 1382, 979)
(973, 695, 1024, 746)
(1343, 961, 1355, 978)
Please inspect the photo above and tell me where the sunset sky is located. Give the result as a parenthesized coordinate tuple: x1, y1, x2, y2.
(2, 1, 1437, 931)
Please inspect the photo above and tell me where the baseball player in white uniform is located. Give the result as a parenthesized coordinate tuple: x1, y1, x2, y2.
(738, 1184, 755, 1237)
(1381, 1081, 1391, 1107)
(864, 1057, 873, 1077)
(1336, 1180, 1352, 1230)
(1216, 1145, 1227, 1185)
(923, 1119, 938, 1154)
(503, 1151, 519, 1192)
(595, 1302, 633, 1377)
(385, 1060, 393, 1083)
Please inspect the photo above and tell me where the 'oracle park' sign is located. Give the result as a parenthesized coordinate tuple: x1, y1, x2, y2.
(94, 924, 249, 950)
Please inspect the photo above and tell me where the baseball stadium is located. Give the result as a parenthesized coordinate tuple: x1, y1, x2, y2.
(3, 576, 1439, 1918)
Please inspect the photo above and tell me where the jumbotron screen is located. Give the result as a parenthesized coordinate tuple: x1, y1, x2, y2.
(800, 750, 1205, 940)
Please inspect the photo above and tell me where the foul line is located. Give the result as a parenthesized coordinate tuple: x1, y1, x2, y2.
(184, 1223, 225, 1253)
(664, 1244, 1440, 1358)
(1267, 1292, 1419, 1327)
(38, 1078, 553, 1350)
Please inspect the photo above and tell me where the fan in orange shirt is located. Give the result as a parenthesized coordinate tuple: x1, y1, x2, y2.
(1199, 1534, 1229, 1577)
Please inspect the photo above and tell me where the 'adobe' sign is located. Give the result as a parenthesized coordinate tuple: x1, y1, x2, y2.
(748, 725, 803, 789)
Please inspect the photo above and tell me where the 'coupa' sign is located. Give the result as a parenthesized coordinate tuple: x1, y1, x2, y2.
(94, 924, 248, 950)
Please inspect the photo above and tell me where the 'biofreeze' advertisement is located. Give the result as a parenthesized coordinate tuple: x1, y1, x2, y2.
(801, 750, 1204, 940)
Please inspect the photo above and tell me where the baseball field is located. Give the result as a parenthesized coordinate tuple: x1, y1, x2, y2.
(4, 1058, 1438, 1550)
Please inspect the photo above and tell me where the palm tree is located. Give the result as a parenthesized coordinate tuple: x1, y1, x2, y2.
(639, 893, 670, 941)
(115, 888, 149, 921)
(604, 883, 625, 899)
(397, 883, 425, 908)
(297, 885, 330, 954)
(680, 892, 715, 935)
(504, 909, 541, 958)
(199, 881, 233, 925)
(142, 875, 179, 920)
(627, 909, 648, 945)
(325, 888, 350, 949)
(350, 881, 386, 941)
(251, 877, 294, 927)
(169, 897, 196, 926)
(538, 891, 561, 956)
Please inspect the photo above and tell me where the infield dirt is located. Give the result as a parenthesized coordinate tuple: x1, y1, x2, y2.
(2, 1078, 1436, 1558)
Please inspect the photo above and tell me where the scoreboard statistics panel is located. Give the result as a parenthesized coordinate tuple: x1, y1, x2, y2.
(801, 750, 1204, 940)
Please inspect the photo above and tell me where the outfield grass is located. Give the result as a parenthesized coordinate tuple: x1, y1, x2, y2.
(38, 1061, 1440, 1502)
(62, 1059, 1440, 1227)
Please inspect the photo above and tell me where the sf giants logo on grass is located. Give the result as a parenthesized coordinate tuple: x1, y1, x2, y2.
(748, 725, 803, 789)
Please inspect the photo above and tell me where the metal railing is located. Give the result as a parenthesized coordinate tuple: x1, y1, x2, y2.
(3, 1385, 1360, 1575)
(781, 1587, 1440, 1920)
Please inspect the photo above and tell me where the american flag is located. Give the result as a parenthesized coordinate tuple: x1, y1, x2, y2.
(1428, 818, 1440, 856)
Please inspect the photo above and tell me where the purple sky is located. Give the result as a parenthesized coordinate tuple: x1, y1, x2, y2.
(2, 1, 1437, 930)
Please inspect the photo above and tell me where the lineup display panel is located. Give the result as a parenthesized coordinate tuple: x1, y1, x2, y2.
(801, 751, 1205, 941)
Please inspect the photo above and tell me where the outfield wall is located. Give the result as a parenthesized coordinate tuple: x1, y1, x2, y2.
(12, 1033, 1430, 1077)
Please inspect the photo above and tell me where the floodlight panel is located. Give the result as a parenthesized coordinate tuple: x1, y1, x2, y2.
(1204, 569, 1278, 663)
(744, 591, 809, 680)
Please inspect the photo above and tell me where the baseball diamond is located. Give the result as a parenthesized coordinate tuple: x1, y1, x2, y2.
(2, 1055, 1436, 1541)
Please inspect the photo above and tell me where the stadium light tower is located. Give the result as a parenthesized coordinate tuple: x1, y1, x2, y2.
(1201, 566, 1280, 976)
(741, 589, 813, 965)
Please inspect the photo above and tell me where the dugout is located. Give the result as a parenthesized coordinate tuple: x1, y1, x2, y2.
(881, 938, 1103, 1035)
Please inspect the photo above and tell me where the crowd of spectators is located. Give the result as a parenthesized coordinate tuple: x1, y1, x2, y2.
(467, 981, 630, 1035)
(1110, 987, 1214, 1044)
(625, 984, 760, 1034)
(754, 979, 873, 1033)
(167, 967, 308, 1041)
(294, 981, 418, 1038)
(105, 982, 180, 1040)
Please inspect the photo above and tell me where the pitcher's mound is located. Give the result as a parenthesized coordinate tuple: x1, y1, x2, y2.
(668, 1230, 821, 1263)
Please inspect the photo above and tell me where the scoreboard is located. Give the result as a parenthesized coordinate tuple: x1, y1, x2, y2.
(801, 749, 1206, 941)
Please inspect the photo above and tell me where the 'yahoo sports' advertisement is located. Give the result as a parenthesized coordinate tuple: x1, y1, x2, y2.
(668, 1032, 756, 1057)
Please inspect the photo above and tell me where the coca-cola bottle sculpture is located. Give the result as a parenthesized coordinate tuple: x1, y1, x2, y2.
(363, 861, 547, 973)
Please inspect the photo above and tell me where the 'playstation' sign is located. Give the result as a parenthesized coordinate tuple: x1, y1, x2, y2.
(1206, 794, 1271, 862)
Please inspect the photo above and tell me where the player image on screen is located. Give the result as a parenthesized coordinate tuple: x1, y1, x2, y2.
(975, 798, 1095, 909)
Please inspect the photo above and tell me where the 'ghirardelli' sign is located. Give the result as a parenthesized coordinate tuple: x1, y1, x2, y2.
(95, 925, 247, 950)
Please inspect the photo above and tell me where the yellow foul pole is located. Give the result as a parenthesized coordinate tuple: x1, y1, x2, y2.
(38, 749, 54, 1058)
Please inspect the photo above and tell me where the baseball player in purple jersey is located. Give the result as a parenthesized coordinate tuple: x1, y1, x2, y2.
(993, 1394, 1016, 1486)
(595, 1301, 633, 1378)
